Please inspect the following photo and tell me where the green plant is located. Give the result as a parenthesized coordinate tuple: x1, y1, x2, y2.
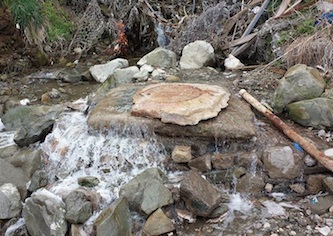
(296, 19, 315, 36)
(42, 0, 75, 41)
(4, 0, 43, 30)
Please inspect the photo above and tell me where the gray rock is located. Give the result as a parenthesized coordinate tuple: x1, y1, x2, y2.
(7, 148, 41, 178)
(188, 154, 212, 172)
(113, 66, 139, 85)
(78, 176, 100, 187)
(180, 170, 222, 217)
(23, 189, 67, 236)
(140, 179, 174, 215)
(321, 88, 333, 100)
(137, 47, 177, 69)
(119, 168, 172, 214)
(56, 68, 82, 83)
(28, 170, 48, 192)
(132, 69, 149, 82)
(0, 183, 21, 219)
(272, 64, 325, 114)
(2, 105, 65, 147)
(65, 189, 93, 224)
(94, 197, 131, 236)
(142, 208, 175, 235)
(180, 40, 215, 69)
(307, 174, 326, 194)
(236, 173, 266, 194)
(287, 98, 333, 128)
(262, 146, 302, 179)
(310, 195, 333, 215)
(2, 218, 27, 236)
(89, 58, 129, 83)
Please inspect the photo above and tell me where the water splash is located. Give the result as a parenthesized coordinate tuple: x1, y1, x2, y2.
(41, 111, 167, 204)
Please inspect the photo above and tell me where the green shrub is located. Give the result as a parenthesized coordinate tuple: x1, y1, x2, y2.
(4, 0, 43, 30)
(42, 0, 75, 41)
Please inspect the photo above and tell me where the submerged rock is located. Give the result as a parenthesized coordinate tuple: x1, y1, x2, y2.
(137, 47, 177, 69)
(131, 83, 230, 126)
(272, 64, 326, 114)
(94, 197, 131, 236)
(287, 98, 333, 128)
(180, 170, 222, 217)
(23, 189, 67, 236)
(180, 40, 215, 69)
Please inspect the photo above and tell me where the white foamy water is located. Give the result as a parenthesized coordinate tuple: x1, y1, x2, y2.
(41, 111, 167, 204)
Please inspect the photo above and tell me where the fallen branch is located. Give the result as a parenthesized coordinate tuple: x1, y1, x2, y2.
(239, 89, 333, 173)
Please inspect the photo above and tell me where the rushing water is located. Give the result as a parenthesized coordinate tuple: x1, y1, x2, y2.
(41, 109, 167, 204)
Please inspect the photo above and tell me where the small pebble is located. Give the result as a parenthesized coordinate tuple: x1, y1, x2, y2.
(265, 183, 273, 193)
(263, 222, 271, 228)
(318, 129, 326, 137)
(290, 231, 297, 235)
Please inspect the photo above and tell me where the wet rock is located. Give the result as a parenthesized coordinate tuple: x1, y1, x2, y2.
(48, 88, 61, 99)
(94, 197, 131, 236)
(65, 189, 93, 224)
(287, 98, 333, 128)
(180, 170, 222, 217)
(211, 152, 235, 169)
(307, 174, 326, 194)
(2, 105, 65, 147)
(119, 168, 173, 214)
(41, 93, 51, 103)
(113, 66, 139, 85)
(56, 68, 82, 83)
(88, 85, 256, 143)
(272, 64, 325, 114)
(236, 173, 265, 194)
(180, 40, 215, 69)
(89, 58, 129, 83)
(2, 218, 27, 236)
(23, 189, 67, 236)
(188, 154, 212, 172)
(69, 224, 86, 236)
(262, 146, 302, 179)
(289, 183, 306, 194)
(131, 83, 230, 126)
(137, 47, 177, 69)
(142, 208, 175, 236)
(323, 177, 333, 194)
(309, 195, 333, 215)
(171, 145, 193, 163)
(78, 176, 100, 187)
(28, 170, 48, 192)
(0, 183, 21, 219)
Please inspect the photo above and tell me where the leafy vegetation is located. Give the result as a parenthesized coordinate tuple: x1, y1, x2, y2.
(3, 0, 43, 30)
(42, 0, 75, 41)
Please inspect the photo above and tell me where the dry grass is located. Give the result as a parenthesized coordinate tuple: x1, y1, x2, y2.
(285, 26, 333, 70)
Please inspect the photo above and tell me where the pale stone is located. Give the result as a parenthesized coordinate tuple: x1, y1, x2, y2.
(0, 183, 21, 219)
(180, 40, 215, 69)
(325, 148, 333, 158)
(224, 54, 244, 70)
(143, 208, 175, 235)
(140, 64, 154, 73)
(137, 47, 177, 69)
(172, 146, 192, 163)
(265, 183, 273, 193)
(89, 58, 129, 83)
(131, 83, 230, 126)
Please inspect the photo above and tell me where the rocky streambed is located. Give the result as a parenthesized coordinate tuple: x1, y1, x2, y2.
(1, 42, 333, 236)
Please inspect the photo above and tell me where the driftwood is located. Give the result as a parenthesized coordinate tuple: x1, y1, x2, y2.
(239, 89, 333, 173)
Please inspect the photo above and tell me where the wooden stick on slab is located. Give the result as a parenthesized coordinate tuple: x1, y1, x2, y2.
(239, 89, 333, 173)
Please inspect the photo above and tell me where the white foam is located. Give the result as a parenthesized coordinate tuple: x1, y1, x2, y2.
(41, 111, 167, 204)
(5, 218, 25, 236)
(227, 193, 252, 214)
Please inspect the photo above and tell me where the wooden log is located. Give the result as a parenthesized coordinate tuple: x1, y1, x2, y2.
(239, 89, 333, 173)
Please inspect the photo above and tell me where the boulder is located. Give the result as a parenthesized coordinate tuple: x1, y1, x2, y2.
(132, 68, 149, 82)
(137, 47, 177, 69)
(119, 168, 173, 214)
(272, 64, 326, 114)
(94, 197, 131, 236)
(23, 189, 67, 236)
(262, 146, 302, 179)
(142, 208, 175, 235)
(188, 154, 212, 172)
(180, 170, 222, 217)
(65, 189, 93, 224)
(89, 58, 129, 83)
(1, 105, 65, 147)
(131, 83, 230, 126)
(112, 66, 139, 85)
(0, 183, 21, 219)
(287, 98, 333, 128)
(180, 40, 215, 69)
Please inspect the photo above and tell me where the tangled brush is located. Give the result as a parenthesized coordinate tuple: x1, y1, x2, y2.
(285, 26, 333, 70)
